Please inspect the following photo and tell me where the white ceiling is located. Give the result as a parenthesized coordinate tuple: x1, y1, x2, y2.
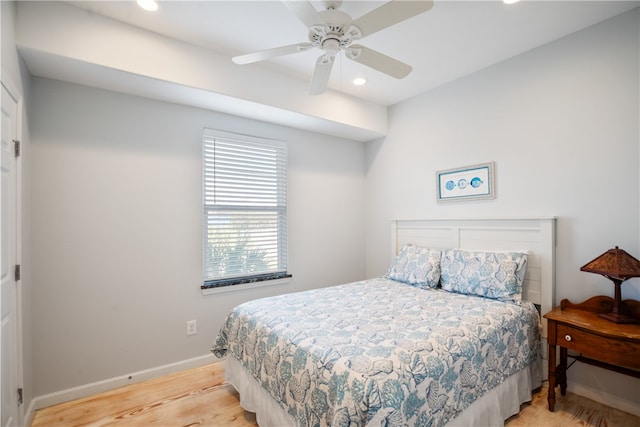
(16, 1, 639, 141)
(61, 0, 638, 107)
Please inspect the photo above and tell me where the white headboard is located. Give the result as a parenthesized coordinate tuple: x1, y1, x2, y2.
(391, 218, 556, 341)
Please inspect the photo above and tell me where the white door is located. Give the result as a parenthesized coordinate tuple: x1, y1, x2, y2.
(1, 80, 20, 427)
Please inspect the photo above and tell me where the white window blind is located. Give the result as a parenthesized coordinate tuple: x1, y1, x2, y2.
(202, 129, 289, 289)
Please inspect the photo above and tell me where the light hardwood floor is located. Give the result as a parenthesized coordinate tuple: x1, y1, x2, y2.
(31, 360, 639, 427)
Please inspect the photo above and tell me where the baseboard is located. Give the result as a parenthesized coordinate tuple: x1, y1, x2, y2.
(29, 353, 218, 415)
(568, 382, 640, 417)
(23, 398, 36, 427)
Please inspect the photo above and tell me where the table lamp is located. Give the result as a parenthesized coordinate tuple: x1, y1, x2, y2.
(580, 246, 640, 323)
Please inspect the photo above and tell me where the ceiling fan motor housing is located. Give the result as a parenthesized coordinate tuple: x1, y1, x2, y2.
(308, 8, 361, 54)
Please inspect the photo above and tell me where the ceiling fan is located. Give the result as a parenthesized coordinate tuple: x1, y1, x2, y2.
(232, 0, 434, 95)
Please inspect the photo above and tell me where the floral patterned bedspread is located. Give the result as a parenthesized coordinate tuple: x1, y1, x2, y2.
(212, 278, 540, 427)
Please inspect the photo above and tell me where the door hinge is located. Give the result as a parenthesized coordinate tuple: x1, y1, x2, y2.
(17, 388, 23, 406)
(14, 264, 21, 281)
(13, 139, 20, 157)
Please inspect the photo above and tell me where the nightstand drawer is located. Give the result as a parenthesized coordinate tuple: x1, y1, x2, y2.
(557, 324, 640, 369)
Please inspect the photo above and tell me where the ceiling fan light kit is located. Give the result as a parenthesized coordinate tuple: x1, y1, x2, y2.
(232, 0, 434, 95)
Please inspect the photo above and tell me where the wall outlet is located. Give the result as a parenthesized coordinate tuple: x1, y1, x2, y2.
(187, 320, 197, 336)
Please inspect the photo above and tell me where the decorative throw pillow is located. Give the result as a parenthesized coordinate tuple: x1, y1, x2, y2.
(440, 249, 528, 303)
(386, 245, 442, 289)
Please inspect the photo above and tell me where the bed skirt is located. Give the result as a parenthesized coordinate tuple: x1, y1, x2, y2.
(225, 355, 542, 426)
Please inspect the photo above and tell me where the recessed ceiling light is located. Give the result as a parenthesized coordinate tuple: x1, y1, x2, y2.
(137, 0, 158, 12)
(503, 0, 520, 4)
(353, 77, 367, 86)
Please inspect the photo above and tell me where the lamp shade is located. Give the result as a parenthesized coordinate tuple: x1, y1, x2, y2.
(580, 246, 640, 281)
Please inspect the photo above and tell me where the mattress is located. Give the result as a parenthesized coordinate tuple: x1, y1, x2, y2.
(212, 277, 541, 426)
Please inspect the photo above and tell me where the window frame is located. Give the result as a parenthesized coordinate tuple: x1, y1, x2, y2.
(201, 129, 290, 294)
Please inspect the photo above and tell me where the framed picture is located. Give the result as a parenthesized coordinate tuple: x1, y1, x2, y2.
(436, 162, 495, 202)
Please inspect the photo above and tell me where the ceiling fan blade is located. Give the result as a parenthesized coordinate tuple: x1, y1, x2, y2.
(232, 43, 313, 65)
(281, 0, 325, 28)
(345, 45, 412, 79)
(309, 54, 335, 95)
(350, 0, 433, 38)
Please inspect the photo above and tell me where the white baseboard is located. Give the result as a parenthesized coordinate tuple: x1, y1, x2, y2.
(568, 382, 640, 417)
(22, 398, 36, 427)
(28, 353, 218, 417)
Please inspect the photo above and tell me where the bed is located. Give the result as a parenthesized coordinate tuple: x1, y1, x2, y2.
(212, 218, 556, 426)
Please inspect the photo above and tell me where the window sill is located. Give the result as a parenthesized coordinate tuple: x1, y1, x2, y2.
(201, 277, 291, 296)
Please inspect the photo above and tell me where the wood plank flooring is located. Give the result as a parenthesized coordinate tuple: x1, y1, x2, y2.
(31, 361, 257, 427)
(31, 360, 639, 426)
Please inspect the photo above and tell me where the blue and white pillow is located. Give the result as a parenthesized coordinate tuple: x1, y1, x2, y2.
(440, 249, 528, 303)
(386, 245, 442, 289)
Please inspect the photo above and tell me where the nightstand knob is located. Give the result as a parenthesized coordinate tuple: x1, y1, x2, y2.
(564, 334, 572, 342)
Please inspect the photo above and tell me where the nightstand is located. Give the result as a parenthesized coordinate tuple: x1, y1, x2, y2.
(543, 296, 640, 412)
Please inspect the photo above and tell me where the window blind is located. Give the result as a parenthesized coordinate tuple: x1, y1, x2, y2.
(202, 129, 289, 288)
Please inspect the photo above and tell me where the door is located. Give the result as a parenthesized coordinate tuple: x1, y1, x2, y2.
(1, 79, 20, 427)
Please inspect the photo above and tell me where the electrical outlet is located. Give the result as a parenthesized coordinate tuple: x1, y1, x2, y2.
(187, 320, 197, 336)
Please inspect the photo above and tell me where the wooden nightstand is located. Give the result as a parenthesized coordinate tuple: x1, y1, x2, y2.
(543, 296, 640, 412)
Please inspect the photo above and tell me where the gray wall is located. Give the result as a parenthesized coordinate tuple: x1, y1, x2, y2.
(29, 78, 366, 396)
(365, 9, 639, 409)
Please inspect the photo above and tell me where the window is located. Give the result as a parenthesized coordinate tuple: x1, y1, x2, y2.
(202, 129, 289, 290)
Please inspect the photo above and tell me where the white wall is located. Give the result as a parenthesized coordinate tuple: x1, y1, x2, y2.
(365, 9, 640, 412)
(29, 77, 365, 397)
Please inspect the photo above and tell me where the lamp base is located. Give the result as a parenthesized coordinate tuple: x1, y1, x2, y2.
(598, 311, 639, 324)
